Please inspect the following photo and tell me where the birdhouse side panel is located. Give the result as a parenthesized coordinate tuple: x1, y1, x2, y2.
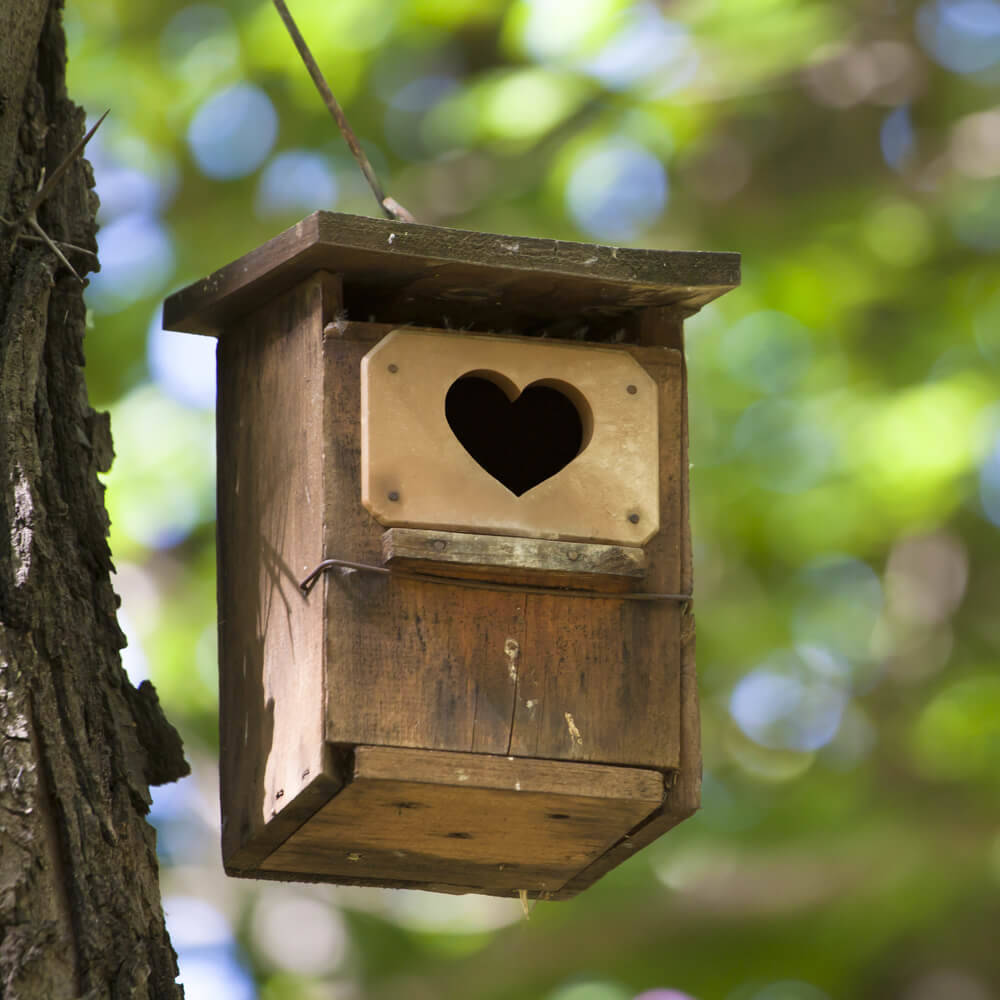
(217, 276, 331, 868)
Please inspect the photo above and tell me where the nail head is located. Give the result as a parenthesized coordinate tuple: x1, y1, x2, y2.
(388, 491, 400, 502)
(387, 363, 399, 373)
(628, 513, 640, 524)
(626, 384, 637, 395)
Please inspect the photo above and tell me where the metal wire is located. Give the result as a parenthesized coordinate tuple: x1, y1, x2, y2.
(299, 557, 691, 603)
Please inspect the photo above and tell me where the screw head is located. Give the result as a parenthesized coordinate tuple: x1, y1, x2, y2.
(387, 363, 399, 373)
(627, 512, 640, 524)
(626, 384, 638, 395)
(431, 539, 447, 551)
(388, 490, 400, 502)
(567, 551, 580, 562)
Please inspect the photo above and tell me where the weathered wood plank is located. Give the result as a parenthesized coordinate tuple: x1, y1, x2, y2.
(508, 344, 686, 768)
(322, 332, 525, 755)
(321, 332, 684, 768)
(224, 762, 343, 874)
(162, 211, 740, 338)
(209, 254, 704, 892)
(554, 311, 700, 898)
(262, 747, 663, 894)
(381, 528, 646, 592)
(217, 274, 333, 867)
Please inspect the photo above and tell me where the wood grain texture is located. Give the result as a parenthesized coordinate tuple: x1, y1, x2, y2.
(553, 311, 701, 898)
(322, 332, 685, 769)
(507, 345, 686, 768)
(162, 211, 740, 338)
(382, 528, 647, 591)
(217, 274, 332, 868)
(323, 324, 530, 756)
(196, 232, 711, 892)
(262, 747, 663, 894)
(361, 329, 660, 545)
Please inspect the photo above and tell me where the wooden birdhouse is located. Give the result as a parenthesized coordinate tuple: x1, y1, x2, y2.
(163, 211, 739, 899)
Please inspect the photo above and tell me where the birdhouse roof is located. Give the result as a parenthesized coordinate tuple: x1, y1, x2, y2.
(163, 211, 740, 338)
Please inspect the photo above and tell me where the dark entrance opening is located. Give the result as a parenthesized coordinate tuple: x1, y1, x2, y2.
(444, 373, 589, 497)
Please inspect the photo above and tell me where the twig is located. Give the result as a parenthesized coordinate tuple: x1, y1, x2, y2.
(6, 110, 109, 232)
(2, 109, 109, 282)
(17, 233, 99, 263)
(271, 0, 415, 223)
(27, 216, 82, 280)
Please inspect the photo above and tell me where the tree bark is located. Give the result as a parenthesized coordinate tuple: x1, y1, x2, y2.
(1, 2, 189, 998)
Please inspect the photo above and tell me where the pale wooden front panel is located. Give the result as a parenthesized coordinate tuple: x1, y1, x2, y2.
(361, 330, 659, 545)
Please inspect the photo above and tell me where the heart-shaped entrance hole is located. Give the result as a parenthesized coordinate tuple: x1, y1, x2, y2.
(445, 372, 591, 496)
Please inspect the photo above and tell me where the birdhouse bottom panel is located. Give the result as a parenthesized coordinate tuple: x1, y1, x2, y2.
(252, 746, 665, 897)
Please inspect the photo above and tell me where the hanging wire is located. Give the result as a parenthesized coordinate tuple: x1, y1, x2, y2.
(271, 0, 416, 223)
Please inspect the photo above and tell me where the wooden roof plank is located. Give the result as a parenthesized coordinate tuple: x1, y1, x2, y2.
(163, 211, 740, 337)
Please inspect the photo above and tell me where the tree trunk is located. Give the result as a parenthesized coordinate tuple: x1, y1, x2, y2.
(0, 2, 189, 997)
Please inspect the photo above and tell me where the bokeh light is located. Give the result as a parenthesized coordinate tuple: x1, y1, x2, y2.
(103, 384, 215, 552)
(255, 150, 339, 217)
(718, 311, 813, 394)
(165, 896, 254, 1000)
(729, 650, 848, 752)
(880, 105, 916, 170)
(731, 400, 836, 494)
(903, 969, 995, 1000)
(250, 894, 348, 975)
(547, 982, 631, 1000)
(160, 5, 240, 82)
(885, 533, 968, 625)
(148, 312, 217, 410)
(581, 4, 699, 93)
(791, 555, 882, 664)
(634, 991, 698, 1000)
(187, 83, 278, 179)
(916, 0, 1000, 74)
(909, 675, 1000, 780)
(89, 215, 175, 313)
(566, 140, 667, 240)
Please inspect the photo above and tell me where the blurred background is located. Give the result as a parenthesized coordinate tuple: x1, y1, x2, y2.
(64, 0, 1000, 997)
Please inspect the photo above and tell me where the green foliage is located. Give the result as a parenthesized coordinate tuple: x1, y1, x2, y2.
(64, 0, 1000, 996)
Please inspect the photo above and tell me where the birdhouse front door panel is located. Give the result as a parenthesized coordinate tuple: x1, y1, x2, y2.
(162, 211, 739, 898)
(323, 325, 687, 771)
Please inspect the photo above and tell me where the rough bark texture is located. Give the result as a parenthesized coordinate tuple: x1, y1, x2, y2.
(1, 2, 189, 998)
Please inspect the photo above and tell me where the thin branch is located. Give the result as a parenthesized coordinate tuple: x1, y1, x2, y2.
(17, 233, 99, 263)
(271, 0, 416, 223)
(28, 217, 82, 281)
(7, 109, 109, 231)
